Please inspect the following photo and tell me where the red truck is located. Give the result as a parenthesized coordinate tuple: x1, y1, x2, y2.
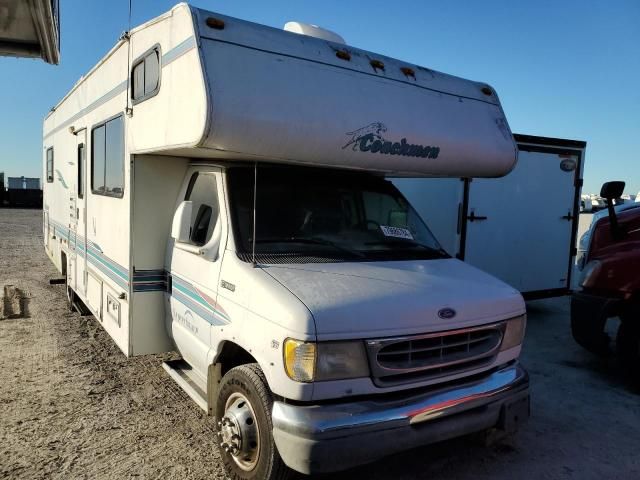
(572, 181, 640, 380)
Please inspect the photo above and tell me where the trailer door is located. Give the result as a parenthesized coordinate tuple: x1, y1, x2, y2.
(463, 149, 581, 295)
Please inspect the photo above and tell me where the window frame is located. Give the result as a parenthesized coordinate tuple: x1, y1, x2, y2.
(91, 113, 125, 199)
(77, 141, 85, 199)
(130, 44, 162, 105)
(46, 147, 54, 183)
(183, 171, 220, 247)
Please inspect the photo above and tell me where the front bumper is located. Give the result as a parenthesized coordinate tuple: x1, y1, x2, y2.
(272, 362, 529, 474)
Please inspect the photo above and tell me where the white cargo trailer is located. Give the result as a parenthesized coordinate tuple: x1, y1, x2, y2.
(395, 135, 586, 299)
(43, 3, 529, 477)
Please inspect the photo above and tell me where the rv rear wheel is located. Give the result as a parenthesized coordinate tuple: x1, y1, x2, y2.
(215, 364, 292, 480)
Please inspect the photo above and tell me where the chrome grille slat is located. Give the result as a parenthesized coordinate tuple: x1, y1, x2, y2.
(366, 323, 505, 387)
(377, 334, 494, 356)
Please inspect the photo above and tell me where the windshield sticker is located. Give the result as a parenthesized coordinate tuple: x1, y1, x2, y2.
(380, 225, 414, 240)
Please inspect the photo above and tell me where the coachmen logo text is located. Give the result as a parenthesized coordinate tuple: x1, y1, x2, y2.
(342, 122, 440, 159)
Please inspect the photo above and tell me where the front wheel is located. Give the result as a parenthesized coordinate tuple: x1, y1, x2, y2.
(215, 364, 292, 480)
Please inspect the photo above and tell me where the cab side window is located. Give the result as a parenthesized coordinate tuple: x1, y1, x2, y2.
(185, 172, 219, 246)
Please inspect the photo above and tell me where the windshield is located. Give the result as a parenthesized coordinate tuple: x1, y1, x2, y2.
(226, 166, 447, 262)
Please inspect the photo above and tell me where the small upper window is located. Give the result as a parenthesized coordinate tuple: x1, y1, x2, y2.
(131, 47, 160, 103)
(46, 148, 54, 183)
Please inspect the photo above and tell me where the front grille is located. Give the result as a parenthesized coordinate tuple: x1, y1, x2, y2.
(366, 324, 504, 386)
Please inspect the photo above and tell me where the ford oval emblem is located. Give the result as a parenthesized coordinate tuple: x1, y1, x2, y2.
(438, 308, 456, 319)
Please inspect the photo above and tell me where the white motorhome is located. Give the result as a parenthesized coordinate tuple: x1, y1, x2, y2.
(43, 4, 529, 478)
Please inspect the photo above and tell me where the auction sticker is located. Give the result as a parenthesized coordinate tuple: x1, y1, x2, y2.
(380, 225, 414, 240)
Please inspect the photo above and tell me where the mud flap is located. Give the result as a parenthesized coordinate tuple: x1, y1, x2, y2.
(498, 393, 530, 434)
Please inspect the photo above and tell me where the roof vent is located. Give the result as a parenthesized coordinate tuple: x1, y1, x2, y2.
(284, 22, 345, 45)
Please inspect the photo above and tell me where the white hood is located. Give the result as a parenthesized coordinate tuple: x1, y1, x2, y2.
(263, 259, 525, 340)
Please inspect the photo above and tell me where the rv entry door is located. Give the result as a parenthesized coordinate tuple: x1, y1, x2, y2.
(73, 129, 88, 296)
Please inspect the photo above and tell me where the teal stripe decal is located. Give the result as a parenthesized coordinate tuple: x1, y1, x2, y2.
(55, 170, 68, 189)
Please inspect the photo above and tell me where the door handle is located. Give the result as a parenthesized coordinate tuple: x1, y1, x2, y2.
(561, 211, 574, 221)
(467, 211, 488, 222)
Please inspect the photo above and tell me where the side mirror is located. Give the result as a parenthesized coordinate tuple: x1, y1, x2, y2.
(171, 201, 192, 243)
(600, 181, 625, 240)
(600, 181, 625, 201)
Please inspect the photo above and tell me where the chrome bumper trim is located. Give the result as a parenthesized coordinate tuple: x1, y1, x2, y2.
(272, 362, 528, 440)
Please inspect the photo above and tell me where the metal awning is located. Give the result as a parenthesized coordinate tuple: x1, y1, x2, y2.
(0, 0, 60, 64)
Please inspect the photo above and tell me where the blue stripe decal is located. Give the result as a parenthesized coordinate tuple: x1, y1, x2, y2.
(44, 80, 128, 139)
(172, 275, 230, 323)
(172, 290, 228, 327)
(162, 36, 197, 66)
(43, 35, 197, 140)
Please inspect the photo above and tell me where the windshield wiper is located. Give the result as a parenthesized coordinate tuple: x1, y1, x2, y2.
(256, 237, 366, 258)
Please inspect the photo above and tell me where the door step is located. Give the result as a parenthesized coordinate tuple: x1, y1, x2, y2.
(162, 359, 208, 413)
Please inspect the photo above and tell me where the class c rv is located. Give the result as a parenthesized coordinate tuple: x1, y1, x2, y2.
(43, 4, 529, 478)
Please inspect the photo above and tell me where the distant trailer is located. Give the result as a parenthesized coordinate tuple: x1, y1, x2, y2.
(6, 176, 43, 208)
(394, 134, 586, 299)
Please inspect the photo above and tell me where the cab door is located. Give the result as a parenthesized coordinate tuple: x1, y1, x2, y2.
(166, 167, 227, 379)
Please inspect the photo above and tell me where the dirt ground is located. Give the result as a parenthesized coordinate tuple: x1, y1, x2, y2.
(1, 209, 638, 479)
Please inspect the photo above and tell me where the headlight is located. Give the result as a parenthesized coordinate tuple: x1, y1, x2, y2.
(283, 339, 370, 382)
(316, 341, 370, 381)
(501, 315, 526, 351)
(580, 260, 601, 288)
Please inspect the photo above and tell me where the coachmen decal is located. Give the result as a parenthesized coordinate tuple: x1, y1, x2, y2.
(342, 122, 440, 159)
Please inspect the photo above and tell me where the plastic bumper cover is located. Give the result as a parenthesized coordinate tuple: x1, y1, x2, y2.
(272, 362, 529, 474)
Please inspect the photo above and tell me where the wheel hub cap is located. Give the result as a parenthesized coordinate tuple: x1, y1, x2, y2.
(218, 393, 260, 471)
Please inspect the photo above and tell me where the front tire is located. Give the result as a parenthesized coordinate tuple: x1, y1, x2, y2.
(215, 364, 292, 480)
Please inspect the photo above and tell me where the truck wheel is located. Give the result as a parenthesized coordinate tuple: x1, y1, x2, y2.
(215, 364, 292, 480)
(616, 320, 640, 383)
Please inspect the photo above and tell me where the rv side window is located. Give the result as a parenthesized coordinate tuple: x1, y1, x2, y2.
(91, 115, 124, 198)
(77, 143, 85, 199)
(185, 173, 219, 247)
(131, 47, 160, 104)
(46, 148, 54, 183)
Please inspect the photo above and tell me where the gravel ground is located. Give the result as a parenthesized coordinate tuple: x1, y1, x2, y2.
(1, 209, 638, 479)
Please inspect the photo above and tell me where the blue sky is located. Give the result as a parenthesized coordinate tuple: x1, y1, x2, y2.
(0, 0, 638, 194)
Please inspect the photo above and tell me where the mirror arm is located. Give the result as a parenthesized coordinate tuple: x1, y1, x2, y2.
(175, 242, 204, 255)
